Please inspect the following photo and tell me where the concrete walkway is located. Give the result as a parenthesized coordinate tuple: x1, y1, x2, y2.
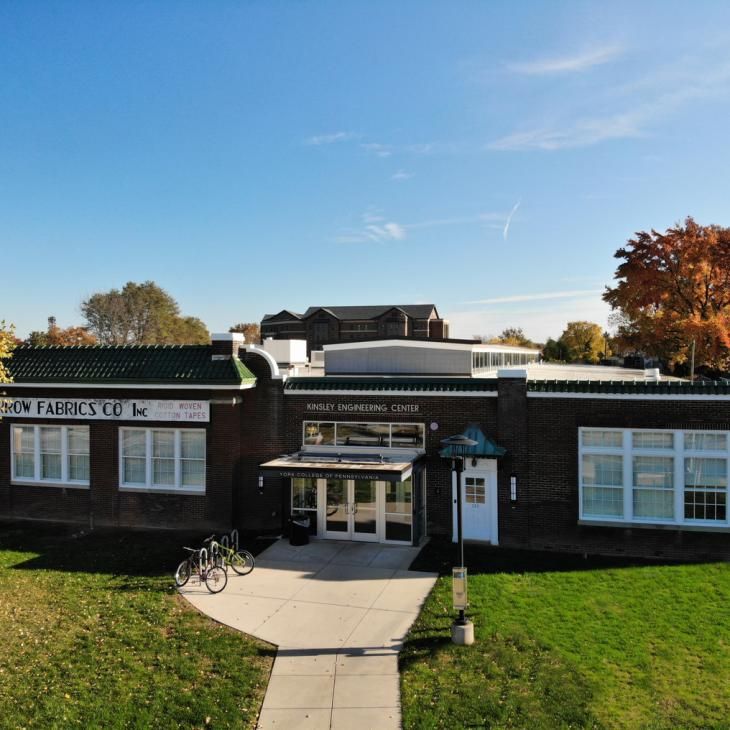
(180, 539, 437, 729)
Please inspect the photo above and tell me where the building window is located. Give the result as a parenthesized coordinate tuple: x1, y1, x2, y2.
(302, 421, 425, 449)
(11, 425, 90, 486)
(632, 456, 674, 519)
(465, 476, 486, 504)
(120, 428, 206, 492)
(580, 428, 730, 528)
(582, 453, 624, 517)
(582, 430, 623, 448)
(684, 458, 727, 521)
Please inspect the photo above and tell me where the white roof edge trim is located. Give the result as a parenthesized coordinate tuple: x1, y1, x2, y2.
(322, 339, 538, 354)
(284, 389, 498, 397)
(528, 392, 730, 401)
(322, 339, 470, 352)
(211, 332, 244, 342)
(241, 344, 283, 379)
(4, 382, 256, 391)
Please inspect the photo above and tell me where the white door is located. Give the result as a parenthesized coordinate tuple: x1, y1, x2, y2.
(452, 463, 498, 544)
(322, 478, 380, 542)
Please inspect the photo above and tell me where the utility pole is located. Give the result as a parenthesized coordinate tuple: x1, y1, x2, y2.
(690, 339, 696, 382)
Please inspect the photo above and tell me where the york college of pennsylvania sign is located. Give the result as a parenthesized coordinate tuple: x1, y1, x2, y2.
(0, 398, 210, 423)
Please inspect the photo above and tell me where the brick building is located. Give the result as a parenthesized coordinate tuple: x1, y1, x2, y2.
(1, 335, 728, 561)
(260, 304, 448, 354)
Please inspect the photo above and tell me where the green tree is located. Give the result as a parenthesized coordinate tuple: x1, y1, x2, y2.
(542, 337, 570, 362)
(26, 320, 97, 346)
(228, 322, 261, 343)
(487, 327, 537, 348)
(81, 281, 209, 345)
(0, 321, 15, 384)
(559, 321, 607, 364)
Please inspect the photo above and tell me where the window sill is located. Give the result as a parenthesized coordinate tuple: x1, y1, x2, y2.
(578, 519, 729, 533)
(11, 481, 90, 490)
(119, 486, 205, 496)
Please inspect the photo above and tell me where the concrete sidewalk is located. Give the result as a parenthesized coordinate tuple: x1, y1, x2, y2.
(180, 539, 437, 729)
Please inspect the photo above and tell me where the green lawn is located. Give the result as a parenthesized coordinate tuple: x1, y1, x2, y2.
(0, 522, 275, 729)
(401, 542, 730, 730)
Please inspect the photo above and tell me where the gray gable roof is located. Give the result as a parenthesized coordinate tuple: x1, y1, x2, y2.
(261, 310, 304, 322)
(301, 304, 438, 320)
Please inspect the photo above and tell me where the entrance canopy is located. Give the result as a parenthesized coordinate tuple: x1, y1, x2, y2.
(259, 451, 424, 483)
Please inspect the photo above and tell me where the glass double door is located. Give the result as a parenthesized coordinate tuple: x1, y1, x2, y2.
(323, 478, 380, 541)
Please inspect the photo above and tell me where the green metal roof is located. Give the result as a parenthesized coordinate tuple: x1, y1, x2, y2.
(5, 345, 256, 386)
(527, 379, 730, 395)
(285, 376, 499, 393)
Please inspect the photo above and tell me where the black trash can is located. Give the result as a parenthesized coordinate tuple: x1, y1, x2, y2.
(289, 516, 310, 546)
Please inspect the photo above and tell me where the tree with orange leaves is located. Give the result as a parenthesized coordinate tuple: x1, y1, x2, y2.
(604, 217, 730, 373)
(26, 323, 97, 346)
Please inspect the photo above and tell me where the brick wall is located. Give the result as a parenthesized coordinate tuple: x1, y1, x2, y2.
(0, 386, 237, 531)
(4, 374, 729, 560)
(281, 393, 499, 538)
(519, 394, 730, 560)
(236, 352, 290, 534)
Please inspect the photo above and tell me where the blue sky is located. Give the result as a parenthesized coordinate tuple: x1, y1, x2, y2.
(2, 1, 730, 342)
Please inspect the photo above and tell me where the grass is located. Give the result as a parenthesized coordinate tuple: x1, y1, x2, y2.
(0, 522, 276, 729)
(401, 541, 730, 730)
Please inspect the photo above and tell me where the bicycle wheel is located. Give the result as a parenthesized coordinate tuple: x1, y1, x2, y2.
(230, 550, 255, 576)
(204, 565, 228, 593)
(174, 559, 191, 587)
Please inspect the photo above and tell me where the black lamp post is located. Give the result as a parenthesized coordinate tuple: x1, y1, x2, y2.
(441, 433, 478, 630)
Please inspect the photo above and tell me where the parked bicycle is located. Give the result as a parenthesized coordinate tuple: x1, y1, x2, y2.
(174, 546, 228, 593)
(204, 534, 255, 576)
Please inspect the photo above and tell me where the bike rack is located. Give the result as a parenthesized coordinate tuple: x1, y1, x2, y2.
(230, 528, 239, 551)
(200, 547, 208, 570)
(220, 534, 229, 549)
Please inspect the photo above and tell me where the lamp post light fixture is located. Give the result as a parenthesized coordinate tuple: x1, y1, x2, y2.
(440, 433, 478, 645)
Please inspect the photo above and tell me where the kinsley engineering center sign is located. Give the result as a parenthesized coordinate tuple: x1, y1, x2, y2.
(0, 397, 210, 423)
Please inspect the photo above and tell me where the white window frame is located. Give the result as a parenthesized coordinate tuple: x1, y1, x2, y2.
(10, 424, 90, 489)
(579, 428, 729, 529)
(118, 427, 206, 494)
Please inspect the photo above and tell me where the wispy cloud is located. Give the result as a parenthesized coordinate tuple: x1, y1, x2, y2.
(305, 131, 357, 146)
(468, 289, 603, 305)
(490, 54, 730, 151)
(335, 210, 515, 244)
(335, 221, 406, 244)
(489, 113, 641, 151)
(502, 200, 521, 239)
(392, 169, 414, 181)
(506, 44, 624, 75)
(447, 295, 612, 342)
(360, 142, 392, 158)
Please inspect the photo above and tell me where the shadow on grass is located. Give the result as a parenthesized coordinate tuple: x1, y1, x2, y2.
(411, 537, 695, 576)
(0, 520, 275, 578)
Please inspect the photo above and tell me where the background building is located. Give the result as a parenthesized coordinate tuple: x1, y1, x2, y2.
(260, 304, 448, 354)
